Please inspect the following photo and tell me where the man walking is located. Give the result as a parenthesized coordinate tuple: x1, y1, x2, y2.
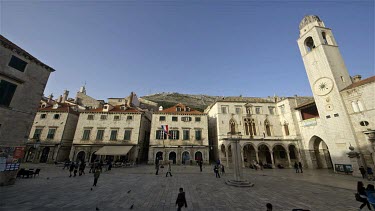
(214, 164, 220, 178)
(198, 159, 203, 172)
(298, 161, 303, 173)
(93, 168, 101, 187)
(166, 162, 172, 177)
(175, 187, 187, 211)
(294, 161, 299, 173)
(155, 157, 160, 175)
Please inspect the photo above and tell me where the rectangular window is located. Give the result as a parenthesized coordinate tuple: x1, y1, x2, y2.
(183, 130, 190, 140)
(0, 80, 17, 107)
(334, 113, 339, 117)
(47, 128, 56, 139)
(159, 116, 166, 121)
(235, 107, 241, 114)
(268, 107, 275, 115)
(195, 117, 201, 122)
(172, 116, 178, 121)
(255, 107, 261, 114)
(53, 114, 60, 119)
(169, 130, 179, 140)
(114, 115, 120, 121)
(124, 130, 132, 140)
(96, 130, 104, 140)
(33, 128, 42, 139)
(279, 105, 285, 114)
(82, 129, 91, 140)
(195, 130, 202, 140)
(182, 117, 192, 122)
(100, 115, 107, 120)
(8, 55, 28, 72)
(127, 116, 133, 120)
(110, 130, 118, 140)
(87, 115, 94, 120)
(40, 114, 47, 119)
(156, 130, 167, 139)
(221, 106, 228, 114)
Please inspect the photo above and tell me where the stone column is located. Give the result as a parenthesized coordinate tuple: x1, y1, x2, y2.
(241, 147, 245, 168)
(231, 141, 243, 181)
(255, 150, 259, 163)
(286, 150, 292, 168)
(270, 150, 275, 168)
(225, 145, 229, 168)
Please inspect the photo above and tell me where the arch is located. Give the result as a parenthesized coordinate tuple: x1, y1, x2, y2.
(169, 151, 177, 164)
(309, 136, 333, 169)
(90, 151, 97, 163)
(322, 32, 328, 44)
(243, 143, 256, 167)
(195, 151, 203, 161)
(181, 151, 190, 165)
(229, 119, 236, 134)
(76, 151, 86, 163)
(26, 147, 36, 162)
(304, 36, 315, 52)
(288, 144, 298, 160)
(155, 151, 163, 162)
(272, 145, 288, 166)
(258, 144, 271, 164)
(40, 147, 50, 163)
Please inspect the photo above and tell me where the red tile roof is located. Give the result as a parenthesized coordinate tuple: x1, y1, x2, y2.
(342, 76, 375, 91)
(0, 35, 55, 72)
(155, 103, 203, 115)
(85, 105, 142, 113)
(38, 103, 77, 114)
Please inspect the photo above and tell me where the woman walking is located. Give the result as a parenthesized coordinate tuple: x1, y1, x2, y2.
(357, 181, 372, 210)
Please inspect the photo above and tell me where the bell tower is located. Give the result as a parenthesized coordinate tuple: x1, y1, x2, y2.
(297, 15, 358, 169)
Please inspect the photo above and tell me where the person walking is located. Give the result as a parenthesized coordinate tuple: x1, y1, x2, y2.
(79, 162, 86, 176)
(214, 164, 220, 178)
(294, 162, 299, 173)
(221, 164, 225, 175)
(166, 162, 172, 177)
(69, 162, 75, 177)
(357, 181, 372, 210)
(360, 166, 366, 179)
(155, 157, 160, 175)
(253, 160, 258, 170)
(93, 168, 101, 187)
(73, 162, 78, 177)
(298, 162, 303, 173)
(198, 159, 203, 172)
(175, 187, 187, 211)
(266, 203, 273, 211)
(63, 159, 70, 170)
(259, 160, 264, 170)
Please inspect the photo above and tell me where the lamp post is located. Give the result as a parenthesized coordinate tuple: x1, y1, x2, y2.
(223, 132, 254, 187)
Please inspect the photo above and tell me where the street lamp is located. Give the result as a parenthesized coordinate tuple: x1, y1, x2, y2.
(223, 132, 254, 187)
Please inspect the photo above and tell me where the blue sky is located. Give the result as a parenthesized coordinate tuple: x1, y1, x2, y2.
(1, 1, 374, 100)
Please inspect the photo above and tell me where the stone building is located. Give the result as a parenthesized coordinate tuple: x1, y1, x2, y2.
(69, 94, 151, 163)
(148, 103, 209, 165)
(25, 101, 79, 163)
(0, 35, 55, 148)
(206, 96, 312, 168)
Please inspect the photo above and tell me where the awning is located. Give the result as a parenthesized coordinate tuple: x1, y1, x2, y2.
(95, 146, 133, 156)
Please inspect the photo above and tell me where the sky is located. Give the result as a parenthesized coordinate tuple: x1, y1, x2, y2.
(1, 0, 374, 100)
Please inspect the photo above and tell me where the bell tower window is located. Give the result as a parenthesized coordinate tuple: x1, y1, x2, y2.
(305, 37, 315, 52)
(322, 32, 328, 44)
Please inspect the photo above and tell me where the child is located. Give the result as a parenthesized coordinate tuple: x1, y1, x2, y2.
(175, 187, 187, 211)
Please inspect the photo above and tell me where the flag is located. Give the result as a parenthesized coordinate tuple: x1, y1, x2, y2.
(161, 125, 169, 136)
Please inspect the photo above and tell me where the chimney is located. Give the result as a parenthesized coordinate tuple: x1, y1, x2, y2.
(159, 106, 163, 111)
(352, 75, 362, 83)
(79, 86, 86, 94)
(48, 94, 54, 104)
(62, 90, 69, 103)
(127, 92, 134, 107)
(57, 95, 63, 103)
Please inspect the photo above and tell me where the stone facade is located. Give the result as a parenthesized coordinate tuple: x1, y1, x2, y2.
(25, 101, 79, 163)
(69, 101, 151, 163)
(148, 103, 209, 165)
(0, 35, 54, 148)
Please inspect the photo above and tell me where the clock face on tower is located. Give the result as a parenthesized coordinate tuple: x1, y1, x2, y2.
(313, 77, 334, 96)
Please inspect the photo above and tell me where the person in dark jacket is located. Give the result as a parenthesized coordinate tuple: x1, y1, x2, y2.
(294, 162, 299, 173)
(214, 164, 220, 178)
(79, 162, 86, 176)
(175, 187, 187, 211)
(69, 162, 75, 177)
(298, 162, 303, 173)
(73, 163, 78, 177)
(93, 168, 101, 187)
(360, 166, 366, 179)
(198, 160, 203, 172)
(358, 181, 372, 210)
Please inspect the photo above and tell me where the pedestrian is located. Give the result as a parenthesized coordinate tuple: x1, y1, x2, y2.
(175, 187, 187, 211)
(253, 160, 258, 171)
(198, 159, 203, 172)
(259, 160, 264, 170)
(357, 181, 372, 210)
(359, 166, 366, 179)
(89, 162, 95, 173)
(63, 159, 70, 170)
(214, 164, 220, 178)
(368, 167, 374, 181)
(221, 164, 225, 175)
(79, 162, 86, 176)
(74, 162, 78, 177)
(69, 162, 75, 177)
(93, 168, 101, 187)
(107, 160, 112, 171)
(298, 161, 303, 173)
(294, 162, 299, 173)
(166, 162, 172, 177)
(155, 157, 160, 175)
(266, 203, 273, 211)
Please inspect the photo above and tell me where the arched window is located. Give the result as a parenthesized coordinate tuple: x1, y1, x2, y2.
(251, 119, 257, 136)
(352, 101, 359, 113)
(322, 32, 328, 45)
(265, 120, 271, 136)
(284, 122, 290, 136)
(229, 119, 236, 134)
(244, 118, 250, 135)
(305, 37, 315, 52)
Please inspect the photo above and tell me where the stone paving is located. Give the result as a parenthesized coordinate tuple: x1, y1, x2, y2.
(0, 163, 372, 211)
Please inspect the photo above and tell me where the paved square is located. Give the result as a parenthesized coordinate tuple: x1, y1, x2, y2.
(0, 164, 370, 210)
